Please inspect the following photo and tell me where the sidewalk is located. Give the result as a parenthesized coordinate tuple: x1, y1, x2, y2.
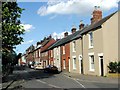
(62, 72, 119, 84)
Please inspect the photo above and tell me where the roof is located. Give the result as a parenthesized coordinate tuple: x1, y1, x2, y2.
(41, 38, 56, 53)
(46, 11, 117, 51)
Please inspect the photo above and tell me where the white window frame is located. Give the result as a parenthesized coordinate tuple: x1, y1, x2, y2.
(39, 49, 41, 57)
(72, 56, 77, 70)
(88, 32, 93, 49)
(72, 41, 76, 52)
(63, 46, 65, 54)
(88, 53, 95, 71)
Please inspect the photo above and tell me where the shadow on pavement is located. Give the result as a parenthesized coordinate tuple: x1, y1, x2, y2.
(2, 66, 60, 90)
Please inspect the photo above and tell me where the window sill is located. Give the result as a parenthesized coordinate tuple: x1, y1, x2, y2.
(89, 69, 95, 72)
(89, 46, 93, 49)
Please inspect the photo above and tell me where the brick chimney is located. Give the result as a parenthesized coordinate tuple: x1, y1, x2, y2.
(91, 6, 102, 24)
(64, 32, 68, 38)
(79, 20, 85, 30)
(71, 25, 76, 34)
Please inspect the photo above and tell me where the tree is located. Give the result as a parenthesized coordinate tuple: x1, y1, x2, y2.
(2, 2, 25, 73)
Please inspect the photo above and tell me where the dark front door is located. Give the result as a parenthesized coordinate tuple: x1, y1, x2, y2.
(100, 56, 104, 76)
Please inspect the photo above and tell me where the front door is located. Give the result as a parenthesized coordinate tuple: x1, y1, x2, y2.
(99, 56, 104, 76)
(79, 56, 83, 74)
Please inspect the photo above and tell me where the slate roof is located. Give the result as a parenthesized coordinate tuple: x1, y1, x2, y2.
(47, 11, 117, 51)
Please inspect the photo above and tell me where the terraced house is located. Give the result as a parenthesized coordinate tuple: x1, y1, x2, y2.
(24, 7, 118, 77)
(40, 36, 56, 68)
(69, 7, 118, 76)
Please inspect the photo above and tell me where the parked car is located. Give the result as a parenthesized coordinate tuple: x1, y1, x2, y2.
(44, 65, 58, 73)
(34, 63, 43, 70)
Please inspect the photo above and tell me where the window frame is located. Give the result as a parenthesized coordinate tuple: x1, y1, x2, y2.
(88, 53, 95, 71)
(72, 40, 76, 52)
(88, 32, 93, 49)
(72, 56, 77, 70)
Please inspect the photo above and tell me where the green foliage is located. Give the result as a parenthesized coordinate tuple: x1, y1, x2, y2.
(2, 2, 25, 74)
(108, 61, 120, 73)
(2, 2, 25, 50)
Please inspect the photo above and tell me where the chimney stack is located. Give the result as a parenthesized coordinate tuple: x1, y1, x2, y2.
(91, 6, 102, 24)
(64, 32, 68, 38)
(71, 25, 76, 34)
(79, 20, 85, 30)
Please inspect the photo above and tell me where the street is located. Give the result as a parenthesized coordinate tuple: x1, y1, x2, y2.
(2, 67, 119, 89)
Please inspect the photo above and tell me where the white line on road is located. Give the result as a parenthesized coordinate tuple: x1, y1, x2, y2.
(63, 75, 86, 88)
(36, 80, 47, 84)
(36, 80, 60, 88)
(48, 84, 60, 88)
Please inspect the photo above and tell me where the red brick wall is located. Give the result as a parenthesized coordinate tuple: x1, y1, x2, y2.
(61, 43, 70, 72)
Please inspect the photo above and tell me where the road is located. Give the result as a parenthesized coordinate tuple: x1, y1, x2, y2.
(2, 67, 119, 89)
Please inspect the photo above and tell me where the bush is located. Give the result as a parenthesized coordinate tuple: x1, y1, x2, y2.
(108, 61, 120, 73)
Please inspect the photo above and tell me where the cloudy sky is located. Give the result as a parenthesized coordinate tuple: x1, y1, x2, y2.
(15, 0, 119, 54)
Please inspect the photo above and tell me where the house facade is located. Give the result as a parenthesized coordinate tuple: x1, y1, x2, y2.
(41, 36, 56, 68)
(69, 7, 118, 76)
(25, 45, 35, 66)
(53, 46, 61, 71)
(33, 43, 41, 65)
(83, 11, 118, 76)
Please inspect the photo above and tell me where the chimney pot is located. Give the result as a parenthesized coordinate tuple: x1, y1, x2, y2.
(64, 32, 68, 37)
(79, 20, 85, 30)
(71, 25, 76, 34)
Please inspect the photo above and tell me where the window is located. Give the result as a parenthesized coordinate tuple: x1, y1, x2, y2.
(56, 48, 59, 55)
(63, 59, 66, 69)
(36, 51, 38, 58)
(89, 55, 95, 71)
(89, 32, 93, 48)
(63, 46, 65, 54)
(73, 41, 76, 52)
(73, 56, 76, 69)
(39, 49, 41, 57)
(51, 50, 53, 57)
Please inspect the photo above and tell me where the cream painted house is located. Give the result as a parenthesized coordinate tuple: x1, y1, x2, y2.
(69, 8, 118, 76)
(53, 46, 61, 71)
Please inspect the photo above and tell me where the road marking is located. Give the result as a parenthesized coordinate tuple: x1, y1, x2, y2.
(36, 80, 60, 88)
(63, 75, 85, 88)
(36, 80, 47, 84)
(48, 84, 60, 88)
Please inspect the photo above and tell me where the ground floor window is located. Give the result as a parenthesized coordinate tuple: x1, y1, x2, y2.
(73, 56, 76, 69)
(63, 59, 66, 69)
(89, 55, 95, 71)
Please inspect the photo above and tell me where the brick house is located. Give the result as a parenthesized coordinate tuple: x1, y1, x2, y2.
(41, 36, 56, 68)
(25, 45, 35, 66)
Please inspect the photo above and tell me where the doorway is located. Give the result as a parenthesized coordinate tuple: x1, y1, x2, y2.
(99, 56, 104, 76)
(79, 55, 83, 74)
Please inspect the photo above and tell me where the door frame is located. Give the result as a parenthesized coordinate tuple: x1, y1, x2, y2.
(79, 55, 82, 74)
(98, 53, 104, 76)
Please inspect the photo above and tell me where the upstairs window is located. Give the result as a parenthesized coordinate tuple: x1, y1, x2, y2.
(63, 46, 65, 54)
(89, 32, 93, 48)
(73, 41, 76, 52)
(51, 50, 53, 57)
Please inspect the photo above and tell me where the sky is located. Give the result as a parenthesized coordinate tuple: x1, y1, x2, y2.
(15, 0, 119, 54)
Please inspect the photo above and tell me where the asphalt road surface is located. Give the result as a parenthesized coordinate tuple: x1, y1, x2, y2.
(4, 67, 118, 89)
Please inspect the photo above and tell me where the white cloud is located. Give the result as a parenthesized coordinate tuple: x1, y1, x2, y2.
(52, 31, 71, 39)
(37, 0, 119, 16)
(21, 40, 34, 45)
(21, 24, 35, 32)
